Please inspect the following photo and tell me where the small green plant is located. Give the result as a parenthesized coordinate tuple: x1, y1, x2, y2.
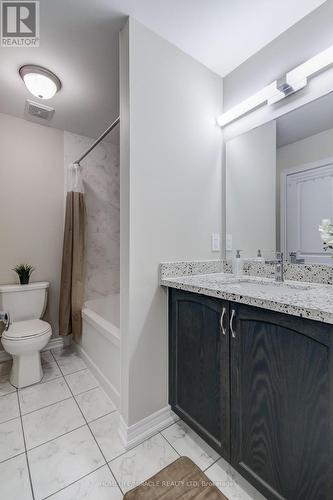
(13, 264, 35, 285)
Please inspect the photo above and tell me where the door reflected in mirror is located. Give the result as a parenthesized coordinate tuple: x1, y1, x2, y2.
(226, 92, 333, 265)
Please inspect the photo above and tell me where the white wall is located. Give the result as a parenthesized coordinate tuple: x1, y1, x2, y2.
(223, 1, 333, 110)
(120, 18, 223, 426)
(226, 121, 276, 258)
(222, 1, 333, 141)
(277, 128, 333, 171)
(0, 113, 64, 338)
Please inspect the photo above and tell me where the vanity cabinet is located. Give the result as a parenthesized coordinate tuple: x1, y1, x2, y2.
(169, 290, 230, 459)
(169, 289, 333, 500)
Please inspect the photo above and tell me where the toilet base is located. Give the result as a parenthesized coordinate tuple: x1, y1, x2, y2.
(10, 352, 43, 389)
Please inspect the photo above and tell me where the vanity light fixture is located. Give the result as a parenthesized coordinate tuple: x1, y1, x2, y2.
(19, 65, 61, 100)
(217, 81, 281, 127)
(286, 44, 333, 90)
(218, 44, 333, 127)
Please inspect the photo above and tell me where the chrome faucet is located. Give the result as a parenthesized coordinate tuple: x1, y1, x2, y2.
(265, 251, 284, 282)
(0, 312, 10, 331)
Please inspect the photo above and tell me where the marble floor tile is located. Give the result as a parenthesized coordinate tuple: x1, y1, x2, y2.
(65, 369, 98, 395)
(0, 391, 19, 424)
(0, 417, 25, 462)
(90, 412, 125, 462)
(41, 350, 54, 364)
(51, 346, 86, 375)
(48, 465, 122, 500)
(28, 426, 105, 500)
(19, 378, 71, 415)
(205, 457, 266, 500)
(0, 360, 16, 397)
(0, 453, 33, 500)
(109, 433, 179, 493)
(161, 420, 220, 470)
(0, 359, 12, 376)
(76, 387, 116, 422)
(41, 361, 63, 383)
(22, 398, 85, 449)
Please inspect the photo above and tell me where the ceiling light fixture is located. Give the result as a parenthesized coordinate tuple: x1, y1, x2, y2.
(217, 44, 333, 127)
(19, 65, 61, 100)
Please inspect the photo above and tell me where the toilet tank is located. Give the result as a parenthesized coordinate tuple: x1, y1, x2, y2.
(0, 282, 49, 322)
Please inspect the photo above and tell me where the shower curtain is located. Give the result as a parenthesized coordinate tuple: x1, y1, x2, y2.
(59, 163, 85, 341)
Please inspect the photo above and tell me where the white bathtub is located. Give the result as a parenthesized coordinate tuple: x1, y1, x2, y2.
(79, 294, 120, 407)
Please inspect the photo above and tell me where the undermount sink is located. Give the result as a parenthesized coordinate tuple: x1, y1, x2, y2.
(226, 278, 313, 296)
(243, 278, 312, 291)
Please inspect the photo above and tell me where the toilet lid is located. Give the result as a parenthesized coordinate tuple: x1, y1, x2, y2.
(3, 319, 51, 340)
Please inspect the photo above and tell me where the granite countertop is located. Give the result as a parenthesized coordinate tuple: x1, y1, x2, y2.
(161, 272, 333, 325)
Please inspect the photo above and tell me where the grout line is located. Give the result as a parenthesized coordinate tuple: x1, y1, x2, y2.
(41, 463, 107, 500)
(49, 347, 88, 378)
(0, 389, 17, 398)
(53, 352, 125, 495)
(71, 385, 101, 397)
(158, 431, 181, 458)
(69, 384, 99, 397)
(19, 395, 73, 418)
(38, 372, 63, 386)
(87, 409, 117, 424)
(0, 448, 27, 465)
(203, 455, 221, 472)
(16, 391, 35, 500)
(58, 366, 88, 377)
(26, 423, 87, 452)
(0, 413, 22, 426)
(106, 462, 124, 495)
(158, 417, 180, 434)
(159, 426, 222, 473)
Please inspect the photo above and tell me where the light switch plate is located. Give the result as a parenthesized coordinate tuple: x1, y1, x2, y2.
(211, 233, 221, 252)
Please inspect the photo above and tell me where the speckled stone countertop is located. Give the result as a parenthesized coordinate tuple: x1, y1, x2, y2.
(161, 272, 333, 325)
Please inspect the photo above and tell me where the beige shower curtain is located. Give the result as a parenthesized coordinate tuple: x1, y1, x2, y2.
(59, 164, 85, 341)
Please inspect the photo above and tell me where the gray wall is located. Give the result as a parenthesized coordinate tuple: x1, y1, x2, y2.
(120, 18, 223, 426)
(0, 113, 64, 339)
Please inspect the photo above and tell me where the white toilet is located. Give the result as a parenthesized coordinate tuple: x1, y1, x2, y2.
(0, 282, 52, 388)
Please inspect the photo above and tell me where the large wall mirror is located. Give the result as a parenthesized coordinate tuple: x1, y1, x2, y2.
(226, 91, 333, 265)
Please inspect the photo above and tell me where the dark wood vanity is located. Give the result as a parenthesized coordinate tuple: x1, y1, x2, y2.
(169, 288, 333, 500)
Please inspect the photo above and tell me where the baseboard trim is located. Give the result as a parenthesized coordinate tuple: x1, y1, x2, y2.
(73, 342, 120, 409)
(119, 405, 179, 450)
(44, 337, 67, 351)
(0, 336, 67, 363)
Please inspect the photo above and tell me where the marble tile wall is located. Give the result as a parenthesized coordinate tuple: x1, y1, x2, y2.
(64, 132, 120, 300)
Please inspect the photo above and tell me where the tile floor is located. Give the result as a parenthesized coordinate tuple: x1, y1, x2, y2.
(0, 346, 266, 500)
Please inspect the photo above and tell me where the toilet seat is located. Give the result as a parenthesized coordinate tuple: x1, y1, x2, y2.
(2, 319, 51, 341)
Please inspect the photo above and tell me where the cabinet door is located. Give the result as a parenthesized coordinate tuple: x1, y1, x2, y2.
(230, 303, 333, 500)
(169, 289, 230, 459)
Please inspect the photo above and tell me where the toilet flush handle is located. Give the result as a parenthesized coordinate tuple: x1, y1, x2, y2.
(0, 312, 10, 332)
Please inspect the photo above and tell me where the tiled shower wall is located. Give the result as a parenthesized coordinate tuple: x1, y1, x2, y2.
(64, 132, 120, 300)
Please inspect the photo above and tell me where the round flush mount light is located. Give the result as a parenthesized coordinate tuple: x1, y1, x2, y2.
(19, 65, 61, 100)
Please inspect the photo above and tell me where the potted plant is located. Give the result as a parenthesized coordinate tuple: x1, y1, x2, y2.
(13, 264, 35, 285)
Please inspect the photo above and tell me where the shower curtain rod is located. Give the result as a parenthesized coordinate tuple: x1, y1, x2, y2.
(75, 116, 120, 165)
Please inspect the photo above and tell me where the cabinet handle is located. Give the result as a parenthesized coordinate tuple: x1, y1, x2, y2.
(230, 309, 236, 338)
(220, 307, 226, 336)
